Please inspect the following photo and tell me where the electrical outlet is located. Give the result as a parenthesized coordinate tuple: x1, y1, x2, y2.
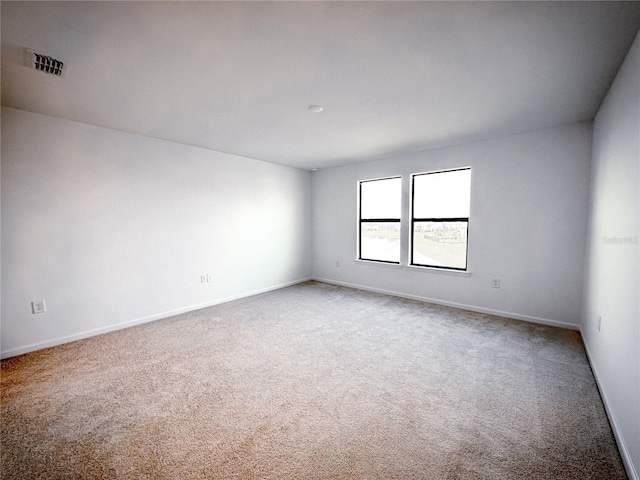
(200, 274, 207, 283)
(491, 278, 501, 289)
(31, 300, 46, 314)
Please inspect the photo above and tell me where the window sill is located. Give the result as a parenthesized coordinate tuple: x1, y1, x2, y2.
(354, 259, 403, 269)
(404, 265, 471, 277)
(354, 260, 470, 276)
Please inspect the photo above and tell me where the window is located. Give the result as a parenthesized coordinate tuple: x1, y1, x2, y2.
(358, 176, 402, 263)
(411, 168, 470, 270)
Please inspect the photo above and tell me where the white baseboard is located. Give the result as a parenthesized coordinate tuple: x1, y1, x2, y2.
(582, 338, 639, 480)
(311, 277, 580, 331)
(1, 277, 312, 360)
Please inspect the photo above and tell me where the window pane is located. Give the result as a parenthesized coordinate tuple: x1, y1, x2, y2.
(412, 221, 468, 269)
(360, 177, 402, 219)
(361, 222, 400, 262)
(413, 169, 470, 218)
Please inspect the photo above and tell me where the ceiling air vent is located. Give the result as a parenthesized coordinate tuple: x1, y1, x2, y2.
(28, 49, 64, 76)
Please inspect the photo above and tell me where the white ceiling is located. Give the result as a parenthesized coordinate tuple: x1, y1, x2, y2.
(2, 1, 640, 170)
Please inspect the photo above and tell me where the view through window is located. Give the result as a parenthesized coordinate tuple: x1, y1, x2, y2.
(358, 176, 402, 263)
(411, 168, 471, 270)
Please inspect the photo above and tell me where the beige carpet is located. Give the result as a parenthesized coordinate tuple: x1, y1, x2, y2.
(1, 281, 626, 479)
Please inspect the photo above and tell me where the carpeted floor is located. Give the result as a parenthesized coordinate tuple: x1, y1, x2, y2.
(1, 281, 626, 479)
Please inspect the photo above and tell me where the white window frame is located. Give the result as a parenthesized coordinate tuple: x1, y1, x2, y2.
(357, 176, 402, 264)
(409, 167, 471, 271)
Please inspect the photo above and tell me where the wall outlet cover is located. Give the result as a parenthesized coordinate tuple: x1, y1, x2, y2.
(31, 300, 46, 314)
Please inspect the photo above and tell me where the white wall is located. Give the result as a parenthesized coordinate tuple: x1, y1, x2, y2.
(312, 123, 592, 328)
(582, 33, 640, 480)
(1, 107, 312, 358)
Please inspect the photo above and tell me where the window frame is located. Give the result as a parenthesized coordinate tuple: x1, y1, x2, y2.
(357, 176, 402, 264)
(410, 167, 471, 271)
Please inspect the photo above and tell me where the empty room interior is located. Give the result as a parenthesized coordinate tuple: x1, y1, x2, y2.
(1, 1, 639, 479)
